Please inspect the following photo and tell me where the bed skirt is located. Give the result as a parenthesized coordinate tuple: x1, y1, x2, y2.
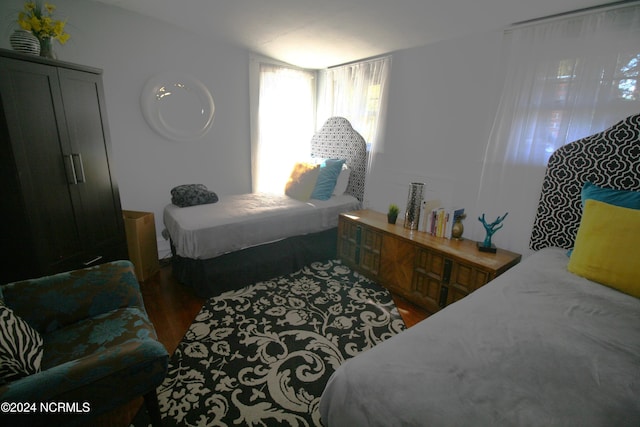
(170, 228, 338, 298)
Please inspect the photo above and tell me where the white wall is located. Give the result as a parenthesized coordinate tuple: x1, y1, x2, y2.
(1, 0, 252, 258)
(2, 0, 528, 257)
(367, 30, 512, 250)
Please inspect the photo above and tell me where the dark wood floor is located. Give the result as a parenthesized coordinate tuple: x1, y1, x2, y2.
(91, 261, 429, 427)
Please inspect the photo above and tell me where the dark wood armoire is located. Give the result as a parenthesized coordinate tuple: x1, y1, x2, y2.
(0, 49, 127, 283)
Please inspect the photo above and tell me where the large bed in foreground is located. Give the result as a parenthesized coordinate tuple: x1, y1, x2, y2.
(320, 113, 640, 426)
(164, 117, 367, 297)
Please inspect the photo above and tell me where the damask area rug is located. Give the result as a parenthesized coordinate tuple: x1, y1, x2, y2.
(131, 259, 405, 427)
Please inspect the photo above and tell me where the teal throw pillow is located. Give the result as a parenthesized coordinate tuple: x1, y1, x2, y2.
(311, 159, 346, 200)
(581, 182, 640, 209)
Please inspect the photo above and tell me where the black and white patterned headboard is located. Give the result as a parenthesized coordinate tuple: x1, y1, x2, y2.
(311, 117, 368, 202)
(530, 113, 640, 250)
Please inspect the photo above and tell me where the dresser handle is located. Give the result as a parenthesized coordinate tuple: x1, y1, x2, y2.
(443, 259, 452, 284)
(439, 286, 449, 308)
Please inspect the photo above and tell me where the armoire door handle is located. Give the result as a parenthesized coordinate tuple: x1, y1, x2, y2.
(65, 154, 78, 184)
(72, 153, 86, 183)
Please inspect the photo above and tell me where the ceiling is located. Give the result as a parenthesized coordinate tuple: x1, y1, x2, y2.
(94, 0, 609, 69)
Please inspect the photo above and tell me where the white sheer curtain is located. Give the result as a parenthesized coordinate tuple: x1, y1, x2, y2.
(317, 56, 391, 189)
(251, 62, 316, 194)
(475, 3, 640, 257)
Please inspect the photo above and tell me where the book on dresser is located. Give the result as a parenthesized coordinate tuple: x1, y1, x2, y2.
(424, 205, 465, 239)
(419, 199, 441, 232)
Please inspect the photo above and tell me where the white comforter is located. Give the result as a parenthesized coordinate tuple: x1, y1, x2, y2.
(164, 192, 360, 259)
(320, 247, 640, 426)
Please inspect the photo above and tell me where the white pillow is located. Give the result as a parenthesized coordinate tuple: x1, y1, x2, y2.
(333, 165, 351, 196)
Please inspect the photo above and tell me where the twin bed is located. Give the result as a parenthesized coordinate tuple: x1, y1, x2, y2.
(164, 117, 367, 297)
(320, 113, 640, 425)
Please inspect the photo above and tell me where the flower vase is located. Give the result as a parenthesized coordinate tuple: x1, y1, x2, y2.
(9, 30, 40, 56)
(39, 37, 56, 59)
(404, 182, 424, 230)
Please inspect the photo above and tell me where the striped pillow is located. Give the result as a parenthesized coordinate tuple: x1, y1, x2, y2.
(0, 300, 44, 384)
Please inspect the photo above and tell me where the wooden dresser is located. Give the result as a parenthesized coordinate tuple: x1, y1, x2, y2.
(338, 210, 522, 313)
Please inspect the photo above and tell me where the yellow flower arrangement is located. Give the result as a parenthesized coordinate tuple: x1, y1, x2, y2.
(17, 2, 70, 44)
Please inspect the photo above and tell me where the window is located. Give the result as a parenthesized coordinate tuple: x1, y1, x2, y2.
(318, 56, 391, 154)
(250, 55, 391, 196)
(250, 60, 316, 194)
(475, 4, 640, 256)
(531, 51, 640, 165)
(493, 7, 640, 169)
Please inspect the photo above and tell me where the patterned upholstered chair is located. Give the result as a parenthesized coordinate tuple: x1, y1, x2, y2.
(0, 260, 168, 426)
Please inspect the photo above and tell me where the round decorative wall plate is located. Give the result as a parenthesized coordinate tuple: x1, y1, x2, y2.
(141, 73, 215, 142)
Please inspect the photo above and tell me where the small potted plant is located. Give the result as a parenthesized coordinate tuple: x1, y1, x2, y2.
(387, 204, 399, 224)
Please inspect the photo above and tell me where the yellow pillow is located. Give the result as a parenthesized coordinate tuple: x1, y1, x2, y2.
(284, 162, 320, 201)
(568, 199, 640, 298)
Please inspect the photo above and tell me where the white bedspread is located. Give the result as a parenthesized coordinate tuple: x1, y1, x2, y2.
(320, 247, 640, 426)
(164, 193, 360, 259)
